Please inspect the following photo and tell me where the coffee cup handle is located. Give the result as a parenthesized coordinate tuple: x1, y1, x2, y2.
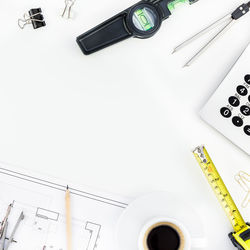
(191, 238, 207, 249)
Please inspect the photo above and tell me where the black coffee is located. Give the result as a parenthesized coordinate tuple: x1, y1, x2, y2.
(146, 225, 181, 250)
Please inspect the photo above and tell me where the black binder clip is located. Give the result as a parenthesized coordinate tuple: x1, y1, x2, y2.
(18, 8, 46, 29)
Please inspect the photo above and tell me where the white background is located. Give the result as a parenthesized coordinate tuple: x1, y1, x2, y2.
(0, 0, 249, 249)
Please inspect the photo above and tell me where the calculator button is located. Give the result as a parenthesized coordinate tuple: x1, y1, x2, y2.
(240, 105, 250, 116)
(228, 96, 240, 107)
(237, 85, 248, 96)
(232, 116, 243, 127)
(244, 125, 250, 136)
(220, 107, 232, 118)
(248, 95, 250, 102)
(244, 75, 250, 85)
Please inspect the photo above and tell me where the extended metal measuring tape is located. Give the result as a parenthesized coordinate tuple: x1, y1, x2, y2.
(193, 146, 250, 250)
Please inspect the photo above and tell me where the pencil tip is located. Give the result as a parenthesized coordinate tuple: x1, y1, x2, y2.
(172, 49, 176, 54)
(66, 185, 69, 190)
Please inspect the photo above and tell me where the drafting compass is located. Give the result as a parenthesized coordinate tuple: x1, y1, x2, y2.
(173, 2, 250, 66)
(0, 203, 24, 250)
(0, 204, 13, 239)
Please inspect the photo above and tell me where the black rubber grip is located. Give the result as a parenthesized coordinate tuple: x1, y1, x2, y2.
(76, 14, 132, 55)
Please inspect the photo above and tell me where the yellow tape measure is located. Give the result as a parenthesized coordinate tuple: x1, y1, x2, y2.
(193, 145, 250, 250)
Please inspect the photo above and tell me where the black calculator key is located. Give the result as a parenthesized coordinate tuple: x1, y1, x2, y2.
(232, 116, 243, 127)
(228, 96, 240, 107)
(248, 95, 250, 102)
(244, 125, 250, 136)
(237, 85, 248, 96)
(244, 74, 250, 85)
(240, 105, 250, 116)
(220, 107, 232, 118)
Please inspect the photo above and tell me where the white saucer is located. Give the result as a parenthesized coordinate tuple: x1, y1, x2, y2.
(115, 192, 206, 250)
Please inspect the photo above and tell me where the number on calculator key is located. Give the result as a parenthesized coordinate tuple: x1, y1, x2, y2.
(244, 74, 250, 85)
(228, 96, 240, 107)
(237, 85, 248, 96)
(220, 107, 232, 118)
(240, 105, 250, 116)
(244, 125, 250, 136)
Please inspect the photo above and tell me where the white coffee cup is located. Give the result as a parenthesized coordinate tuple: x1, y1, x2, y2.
(115, 192, 207, 250)
(138, 217, 205, 250)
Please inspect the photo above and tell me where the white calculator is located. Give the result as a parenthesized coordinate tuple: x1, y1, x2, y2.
(200, 44, 250, 155)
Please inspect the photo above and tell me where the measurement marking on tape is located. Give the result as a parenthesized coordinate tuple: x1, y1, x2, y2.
(193, 145, 247, 233)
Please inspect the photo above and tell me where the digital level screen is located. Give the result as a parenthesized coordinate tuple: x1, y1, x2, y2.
(132, 7, 156, 31)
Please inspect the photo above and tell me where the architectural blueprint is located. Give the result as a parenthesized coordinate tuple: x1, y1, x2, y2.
(0, 163, 130, 250)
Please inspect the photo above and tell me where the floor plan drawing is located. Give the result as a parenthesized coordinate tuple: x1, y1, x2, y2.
(0, 163, 129, 250)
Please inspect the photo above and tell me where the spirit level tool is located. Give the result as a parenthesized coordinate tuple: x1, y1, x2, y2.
(173, 2, 250, 66)
(76, 0, 198, 55)
(193, 146, 250, 250)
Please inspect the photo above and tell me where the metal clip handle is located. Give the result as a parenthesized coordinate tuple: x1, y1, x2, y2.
(62, 0, 76, 19)
(18, 12, 44, 29)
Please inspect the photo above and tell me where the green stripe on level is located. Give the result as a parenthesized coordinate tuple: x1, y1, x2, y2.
(167, 0, 189, 11)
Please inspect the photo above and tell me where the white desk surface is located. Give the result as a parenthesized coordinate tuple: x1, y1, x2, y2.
(0, 0, 249, 249)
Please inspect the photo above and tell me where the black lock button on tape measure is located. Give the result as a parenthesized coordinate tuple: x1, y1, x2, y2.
(76, 0, 198, 55)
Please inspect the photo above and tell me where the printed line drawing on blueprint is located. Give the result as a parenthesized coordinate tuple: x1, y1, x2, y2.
(0, 163, 129, 250)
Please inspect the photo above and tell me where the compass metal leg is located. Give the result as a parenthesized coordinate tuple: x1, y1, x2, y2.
(173, 13, 232, 53)
(183, 18, 235, 67)
(5, 212, 24, 250)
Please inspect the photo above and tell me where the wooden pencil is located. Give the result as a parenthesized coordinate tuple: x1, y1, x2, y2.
(65, 185, 72, 250)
